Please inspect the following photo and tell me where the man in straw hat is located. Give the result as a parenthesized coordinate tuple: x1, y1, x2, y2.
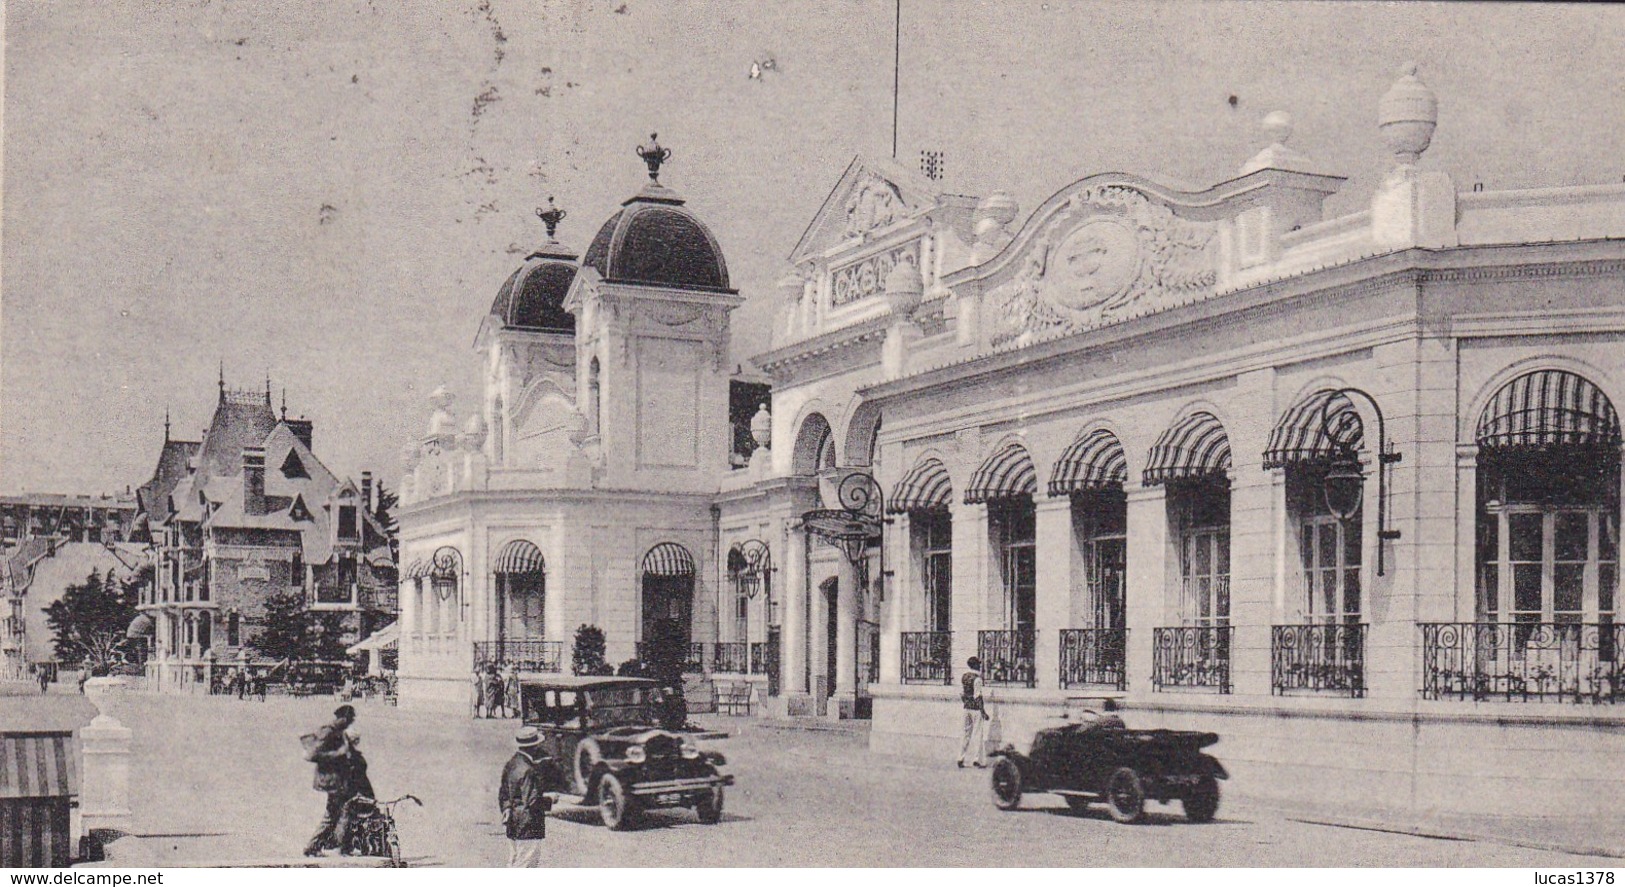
(958, 656, 989, 769)
(499, 726, 564, 867)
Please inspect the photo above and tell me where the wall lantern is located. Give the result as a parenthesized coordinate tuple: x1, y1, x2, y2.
(1318, 388, 1403, 576)
(430, 546, 463, 602)
(729, 539, 776, 625)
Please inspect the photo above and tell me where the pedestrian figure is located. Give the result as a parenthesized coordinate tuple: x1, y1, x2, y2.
(502, 664, 520, 719)
(302, 704, 359, 857)
(958, 656, 989, 769)
(472, 666, 488, 718)
(333, 728, 376, 855)
(485, 665, 504, 718)
(37, 666, 49, 694)
(499, 726, 563, 867)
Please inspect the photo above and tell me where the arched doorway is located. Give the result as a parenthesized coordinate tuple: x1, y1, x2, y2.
(641, 542, 696, 665)
(492, 539, 549, 670)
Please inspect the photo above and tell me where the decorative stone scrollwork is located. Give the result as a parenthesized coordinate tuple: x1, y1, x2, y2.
(842, 174, 908, 239)
(832, 243, 920, 307)
(990, 185, 1217, 342)
(646, 303, 706, 327)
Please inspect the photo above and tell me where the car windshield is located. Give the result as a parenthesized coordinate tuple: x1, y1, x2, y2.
(583, 685, 662, 728)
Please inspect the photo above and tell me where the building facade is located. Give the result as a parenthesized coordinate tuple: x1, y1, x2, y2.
(398, 68, 1625, 819)
(0, 493, 138, 551)
(134, 380, 396, 690)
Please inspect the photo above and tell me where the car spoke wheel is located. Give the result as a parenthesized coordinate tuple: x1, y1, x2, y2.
(696, 787, 724, 824)
(598, 773, 636, 830)
(575, 743, 601, 799)
(1183, 775, 1220, 823)
(1105, 767, 1146, 824)
(990, 758, 1023, 811)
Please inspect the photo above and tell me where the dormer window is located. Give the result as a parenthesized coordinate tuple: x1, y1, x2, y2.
(289, 496, 312, 522)
(281, 450, 309, 479)
(338, 505, 358, 539)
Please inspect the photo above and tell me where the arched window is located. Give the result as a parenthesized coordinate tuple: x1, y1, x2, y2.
(966, 442, 1038, 687)
(1051, 428, 1129, 689)
(494, 539, 547, 643)
(1475, 370, 1621, 629)
(1264, 390, 1365, 626)
(641, 542, 696, 660)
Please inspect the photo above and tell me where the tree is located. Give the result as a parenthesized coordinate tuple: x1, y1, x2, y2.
(373, 482, 400, 559)
(256, 590, 309, 662)
(571, 624, 613, 676)
(43, 569, 138, 673)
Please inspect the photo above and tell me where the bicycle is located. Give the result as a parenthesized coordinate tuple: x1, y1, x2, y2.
(337, 793, 422, 867)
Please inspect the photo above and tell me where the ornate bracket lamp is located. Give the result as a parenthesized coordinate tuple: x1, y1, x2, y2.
(430, 546, 466, 622)
(802, 472, 888, 596)
(730, 539, 776, 626)
(1318, 389, 1403, 576)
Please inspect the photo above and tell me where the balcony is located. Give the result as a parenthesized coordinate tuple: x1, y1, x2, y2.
(713, 642, 749, 674)
(1152, 625, 1232, 693)
(900, 631, 952, 685)
(1059, 628, 1127, 691)
(979, 629, 1036, 688)
(473, 639, 563, 673)
(636, 642, 707, 674)
(1271, 623, 1366, 697)
(1420, 622, 1625, 704)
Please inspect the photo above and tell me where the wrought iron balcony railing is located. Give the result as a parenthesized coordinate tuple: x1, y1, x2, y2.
(900, 631, 952, 685)
(979, 629, 1037, 688)
(713, 642, 749, 674)
(749, 640, 779, 676)
(1059, 628, 1127, 690)
(1152, 625, 1232, 693)
(1272, 623, 1366, 697)
(1420, 621, 1625, 704)
(473, 639, 563, 673)
(635, 641, 708, 673)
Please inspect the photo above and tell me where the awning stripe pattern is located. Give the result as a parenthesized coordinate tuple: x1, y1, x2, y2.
(1048, 429, 1128, 496)
(1262, 390, 1365, 470)
(887, 457, 953, 514)
(125, 613, 155, 640)
(492, 539, 545, 575)
(1476, 370, 1621, 450)
(1142, 411, 1232, 486)
(403, 558, 430, 580)
(964, 444, 1037, 504)
(0, 733, 76, 799)
(642, 542, 696, 577)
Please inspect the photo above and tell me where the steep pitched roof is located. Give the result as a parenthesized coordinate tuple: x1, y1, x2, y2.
(193, 392, 279, 491)
(135, 439, 201, 523)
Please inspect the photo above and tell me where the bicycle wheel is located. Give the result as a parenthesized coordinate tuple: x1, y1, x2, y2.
(385, 826, 403, 868)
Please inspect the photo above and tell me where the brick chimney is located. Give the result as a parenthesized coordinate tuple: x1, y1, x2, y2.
(242, 447, 266, 516)
(360, 471, 373, 513)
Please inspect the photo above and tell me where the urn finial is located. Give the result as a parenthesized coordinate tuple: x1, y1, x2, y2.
(536, 196, 566, 241)
(1378, 61, 1437, 167)
(636, 133, 671, 183)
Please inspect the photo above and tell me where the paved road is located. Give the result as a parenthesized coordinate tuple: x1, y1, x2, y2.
(100, 692, 1612, 867)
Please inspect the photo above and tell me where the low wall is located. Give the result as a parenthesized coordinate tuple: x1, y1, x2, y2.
(869, 684, 1625, 820)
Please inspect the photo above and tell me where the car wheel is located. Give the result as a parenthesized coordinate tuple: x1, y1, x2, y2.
(598, 773, 636, 830)
(990, 758, 1023, 811)
(696, 786, 724, 824)
(1105, 767, 1146, 824)
(575, 743, 601, 798)
(1183, 775, 1220, 823)
(1063, 796, 1092, 814)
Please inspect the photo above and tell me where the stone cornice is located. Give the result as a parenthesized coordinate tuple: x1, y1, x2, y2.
(751, 316, 889, 383)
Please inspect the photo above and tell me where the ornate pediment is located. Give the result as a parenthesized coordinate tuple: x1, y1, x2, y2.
(791, 156, 942, 264)
(989, 185, 1218, 342)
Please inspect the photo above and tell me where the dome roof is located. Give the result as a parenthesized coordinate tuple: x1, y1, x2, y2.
(490, 246, 578, 333)
(582, 186, 730, 292)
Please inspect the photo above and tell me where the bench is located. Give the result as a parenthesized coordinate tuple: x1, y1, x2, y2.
(716, 682, 754, 716)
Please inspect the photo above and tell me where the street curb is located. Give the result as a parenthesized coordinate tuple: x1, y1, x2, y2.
(1285, 815, 1625, 862)
(751, 719, 871, 737)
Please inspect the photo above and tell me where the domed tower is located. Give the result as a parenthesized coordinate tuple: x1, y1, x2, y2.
(564, 134, 744, 491)
(475, 198, 581, 468)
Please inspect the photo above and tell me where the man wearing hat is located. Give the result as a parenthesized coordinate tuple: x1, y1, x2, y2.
(303, 704, 358, 857)
(499, 726, 564, 867)
(958, 656, 989, 768)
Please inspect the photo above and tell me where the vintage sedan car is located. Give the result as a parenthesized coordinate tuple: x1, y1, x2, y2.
(989, 708, 1227, 823)
(519, 675, 732, 829)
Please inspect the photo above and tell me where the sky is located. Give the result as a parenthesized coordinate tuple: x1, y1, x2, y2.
(3, 1, 1623, 497)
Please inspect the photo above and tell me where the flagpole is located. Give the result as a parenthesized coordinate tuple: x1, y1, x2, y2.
(892, 0, 901, 160)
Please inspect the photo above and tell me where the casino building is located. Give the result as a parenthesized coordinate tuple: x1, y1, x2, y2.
(398, 67, 1625, 819)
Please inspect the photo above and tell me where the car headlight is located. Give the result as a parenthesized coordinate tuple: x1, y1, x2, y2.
(625, 745, 646, 763)
(680, 736, 700, 759)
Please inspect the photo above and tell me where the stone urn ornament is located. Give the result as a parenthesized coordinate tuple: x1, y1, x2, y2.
(1378, 61, 1438, 167)
(884, 259, 924, 318)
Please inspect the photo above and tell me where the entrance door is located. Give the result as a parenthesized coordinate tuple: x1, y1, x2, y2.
(642, 574, 694, 650)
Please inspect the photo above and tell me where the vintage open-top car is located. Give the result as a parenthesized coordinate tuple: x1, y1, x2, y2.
(520, 675, 732, 829)
(989, 707, 1227, 823)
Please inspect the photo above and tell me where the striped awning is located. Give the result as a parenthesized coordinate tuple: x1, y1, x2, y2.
(493, 539, 545, 575)
(403, 558, 430, 580)
(1143, 411, 1232, 486)
(1262, 390, 1364, 470)
(965, 444, 1037, 504)
(642, 542, 695, 577)
(1476, 370, 1621, 450)
(1048, 429, 1128, 496)
(126, 613, 155, 639)
(887, 457, 953, 514)
(0, 732, 76, 799)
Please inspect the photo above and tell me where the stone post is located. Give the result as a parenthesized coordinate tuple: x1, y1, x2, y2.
(80, 677, 135, 833)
